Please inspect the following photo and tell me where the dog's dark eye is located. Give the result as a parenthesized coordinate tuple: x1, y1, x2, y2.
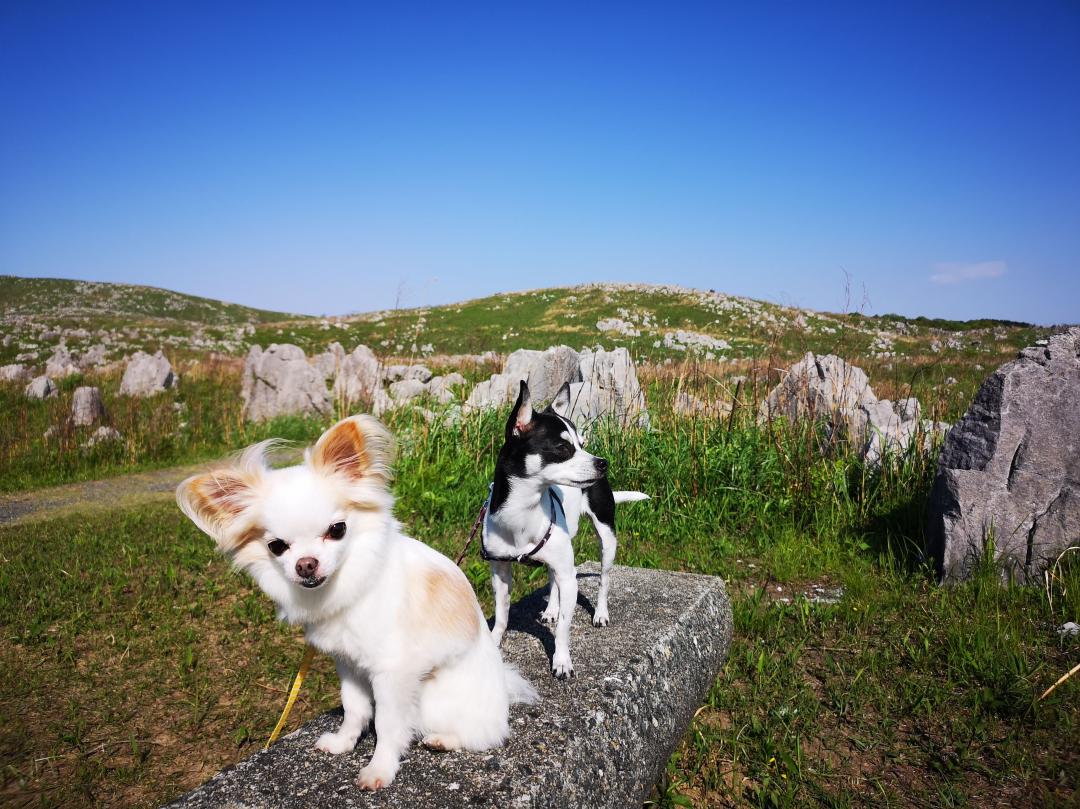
(267, 538, 289, 556)
(557, 442, 574, 460)
(327, 521, 347, 540)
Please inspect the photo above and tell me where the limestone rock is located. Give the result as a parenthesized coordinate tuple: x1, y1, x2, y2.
(120, 351, 176, 397)
(333, 345, 380, 407)
(464, 373, 512, 412)
(759, 352, 877, 439)
(79, 344, 108, 369)
(241, 344, 331, 422)
(464, 346, 648, 432)
(926, 328, 1080, 582)
(312, 342, 346, 380)
(403, 364, 433, 383)
(761, 353, 946, 467)
(575, 347, 648, 429)
(85, 425, 122, 447)
(25, 375, 57, 399)
(428, 373, 465, 404)
(70, 386, 106, 427)
(45, 344, 79, 378)
(0, 363, 28, 382)
(388, 378, 426, 402)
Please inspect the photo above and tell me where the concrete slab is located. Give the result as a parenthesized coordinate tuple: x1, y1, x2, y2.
(165, 562, 732, 809)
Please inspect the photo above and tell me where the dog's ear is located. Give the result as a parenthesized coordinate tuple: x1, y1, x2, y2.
(551, 382, 572, 417)
(507, 380, 534, 439)
(310, 415, 394, 485)
(177, 463, 263, 553)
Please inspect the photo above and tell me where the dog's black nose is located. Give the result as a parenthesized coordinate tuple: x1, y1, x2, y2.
(595, 457, 609, 475)
(295, 557, 319, 579)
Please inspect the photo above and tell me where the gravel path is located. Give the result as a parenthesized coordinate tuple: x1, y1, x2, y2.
(0, 450, 303, 528)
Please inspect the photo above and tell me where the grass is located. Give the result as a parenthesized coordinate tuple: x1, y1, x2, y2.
(0, 358, 327, 493)
(1, 383, 1077, 808)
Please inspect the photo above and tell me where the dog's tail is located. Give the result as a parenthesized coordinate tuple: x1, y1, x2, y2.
(613, 491, 650, 505)
(504, 663, 540, 705)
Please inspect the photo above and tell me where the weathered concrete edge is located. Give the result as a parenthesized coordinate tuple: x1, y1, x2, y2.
(535, 564, 733, 808)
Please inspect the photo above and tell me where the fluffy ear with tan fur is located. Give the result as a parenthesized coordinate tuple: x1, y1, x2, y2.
(176, 467, 262, 552)
(310, 415, 394, 485)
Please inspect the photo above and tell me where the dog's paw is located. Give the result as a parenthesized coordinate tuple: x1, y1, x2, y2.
(422, 733, 462, 751)
(314, 731, 358, 755)
(592, 609, 609, 627)
(551, 654, 575, 680)
(490, 627, 505, 647)
(356, 761, 397, 791)
(539, 607, 559, 624)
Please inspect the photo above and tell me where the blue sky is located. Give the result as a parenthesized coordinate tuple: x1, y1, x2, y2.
(2, 2, 1078, 323)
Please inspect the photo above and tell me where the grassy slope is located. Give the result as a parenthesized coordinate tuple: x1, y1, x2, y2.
(1, 402, 1077, 808)
(0, 276, 296, 325)
(0, 277, 1056, 493)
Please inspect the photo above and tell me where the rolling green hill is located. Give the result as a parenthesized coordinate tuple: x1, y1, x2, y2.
(0, 275, 1048, 372)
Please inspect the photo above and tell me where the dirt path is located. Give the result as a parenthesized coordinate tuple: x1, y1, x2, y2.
(0, 450, 303, 528)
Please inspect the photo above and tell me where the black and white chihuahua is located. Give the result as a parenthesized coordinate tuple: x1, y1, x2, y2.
(484, 380, 649, 679)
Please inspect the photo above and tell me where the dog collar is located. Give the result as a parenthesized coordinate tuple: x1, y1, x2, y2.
(480, 486, 563, 567)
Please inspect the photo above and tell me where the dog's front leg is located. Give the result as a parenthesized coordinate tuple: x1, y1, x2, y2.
(356, 672, 417, 791)
(592, 520, 618, 627)
(540, 567, 560, 624)
(550, 547, 578, 679)
(489, 560, 513, 646)
(315, 659, 373, 754)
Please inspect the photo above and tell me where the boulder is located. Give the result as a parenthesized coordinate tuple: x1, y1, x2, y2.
(427, 373, 466, 404)
(0, 363, 28, 382)
(575, 347, 648, 429)
(382, 364, 409, 382)
(79, 344, 108, 369)
(464, 346, 648, 432)
(312, 342, 346, 380)
(926, 328, 1080, 582)
(403, 365, 433, 383)
(332, 345, 381, 407)
(464, 373, 512, 412)
(25, 375, 57, 400)
(70, 386, 106, 427)
(506, 346, 582, 405)
(85, 425, 122, 447)
(45, 344, 79, 378)
(760, 352, 946, 466)
(242, 344, 331, 422)
(388, 378, 427, 402)
(759, 352, 877, 439)
(120, 351, 176, 397)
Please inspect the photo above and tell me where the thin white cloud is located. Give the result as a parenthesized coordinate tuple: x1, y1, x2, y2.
(929, 260, 1007, 285)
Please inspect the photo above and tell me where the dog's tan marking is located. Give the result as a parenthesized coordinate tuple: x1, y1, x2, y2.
(312, 419, 370, 480)
(311, 416, 393, 484)
(178, 469, 264, 551)
(409, 566, 480, 641)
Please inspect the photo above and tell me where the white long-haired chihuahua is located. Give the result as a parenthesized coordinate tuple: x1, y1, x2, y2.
(176, 415, 537, 791)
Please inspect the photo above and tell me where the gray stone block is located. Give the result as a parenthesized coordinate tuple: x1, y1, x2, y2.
(164, 562, 732, 809)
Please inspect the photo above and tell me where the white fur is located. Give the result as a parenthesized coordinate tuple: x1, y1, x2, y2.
(176, 416, 537, 791)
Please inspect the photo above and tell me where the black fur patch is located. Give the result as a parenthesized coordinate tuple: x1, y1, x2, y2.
(586, 478, 616, 530)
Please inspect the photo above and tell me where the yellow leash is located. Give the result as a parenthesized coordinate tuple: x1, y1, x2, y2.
(264, 645, 317, 749)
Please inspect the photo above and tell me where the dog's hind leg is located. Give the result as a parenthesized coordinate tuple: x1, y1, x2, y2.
(585, 481, 617, 627)
(489, 560, 513, 646)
